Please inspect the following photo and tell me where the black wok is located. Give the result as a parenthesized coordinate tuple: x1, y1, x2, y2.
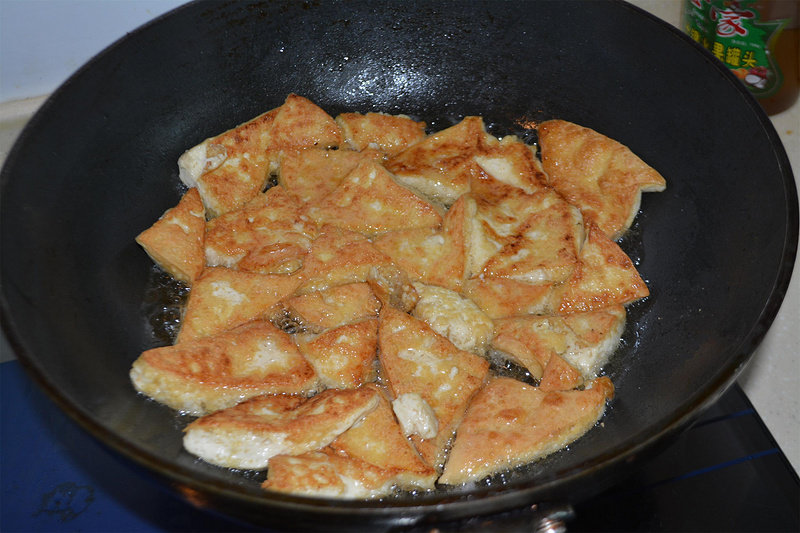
(1, 0, 797, 530)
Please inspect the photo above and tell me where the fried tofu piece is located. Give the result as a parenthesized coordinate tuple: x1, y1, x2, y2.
(464, 171, 543, 276)
(473, 135, 548, 194)
(462, 277, 553, 320)
(491, 306, 626, 379)
(136, 188, 206, 284)
(277, 147, 384, 205)
(295, 319, 379, 389)
(539, 354, 584, 392)
(263, 385, 437, 498)
(385, 116, 492, 206)
(331, 387, 437, 489)
(378, 307, 490, 468)
(467, 168, 585, 283)
(304, 160, 442, 236)
(373, 195, 471, 291)
(465, 223, 645, 320)
(538, 119, 666, 240)
(366, 264, 419, 313)
(550, 223, 649, 314)
(177, 267, 301, 343)
(294, 225, 395, 294)
(130, 320, 317, 415)
(178, 94, 342, 217)
(178, 107, 278, 218)
(438, 376, 614, 485)
(204, 185, 317, 272)
(278, 282, 380, 333)
(236, 243, 308, 275)
(479, 189, 584, 284)
(262, 448, 402, 499)
(336, 112, 427, 157)
(411, 283, 494, 356)
(183, 386, 380, 470)
(268, 94, 343, 155)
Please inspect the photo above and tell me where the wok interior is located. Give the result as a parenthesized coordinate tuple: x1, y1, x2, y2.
(1, 0, 794, 523)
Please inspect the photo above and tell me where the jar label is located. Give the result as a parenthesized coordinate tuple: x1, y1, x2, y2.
(683, 0, 789, 98)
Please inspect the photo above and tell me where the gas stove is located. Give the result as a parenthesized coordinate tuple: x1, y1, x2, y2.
(1, 359, 797, 532)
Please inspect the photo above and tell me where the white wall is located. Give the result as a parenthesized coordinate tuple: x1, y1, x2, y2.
(0, 0, 186, 103)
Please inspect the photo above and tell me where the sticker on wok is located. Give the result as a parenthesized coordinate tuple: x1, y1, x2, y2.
(131, 93, 666, 499)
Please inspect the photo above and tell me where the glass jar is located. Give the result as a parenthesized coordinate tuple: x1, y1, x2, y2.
(682, 0, 799, 115)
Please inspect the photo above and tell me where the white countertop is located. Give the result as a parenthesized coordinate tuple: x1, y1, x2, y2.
(1, 1, 797, 474)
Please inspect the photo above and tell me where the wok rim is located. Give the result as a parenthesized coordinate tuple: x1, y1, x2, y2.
(1, 0, 798, 525)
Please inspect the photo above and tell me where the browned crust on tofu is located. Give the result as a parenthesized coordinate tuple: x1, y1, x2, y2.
(177, 267, 302, 343)
(539, 354, 585, 392)
(192, 107, 280, 217)
(385, 116, 493, 206)
(331, 386, 437, 489)
(136, 188, 206, 284)
(336, 112, 428, 157)
(190, 94, 343, 217)
(462, 277, 554, 319)
(479, 189, 583, 284)
(262, 448, 400, 498)
(279, 282, 381, 333)
(491, 306, 626, 379)
(373, 195, 470, 291)
(184, 387, 380, 469)
(277, 147, 384, 205)
(538, 119, 666, 240)
(130, 320, 317, 414)
(295, 319, 379, 389)
(473, 135, 549, 193)
(303, 160, 442, 236)
(377, 307, 490, 469)
(294, 225, 396, 294)
(490, 315, 575, 379)
(438, 376, 614, 485)
(550, 223, 649, 314)
(204, 185, 317, 271)
(266, 93, 343, 155)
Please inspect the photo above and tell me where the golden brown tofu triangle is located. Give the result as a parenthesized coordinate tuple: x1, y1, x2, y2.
(278, 282, 380, 333)
(183, 386, 380, 470)
(478, 188, 584, 284)
(438, 376, 614, 485)
(136, 188, 206, 284)
(262, 448, 403, 499)
(130, 320, 317, 415)
(463, 223, 646, 319)
(277, 147, 384, 205)
(385, 116, 493, 206)
(491, 306, 625, 380)
(549, 222, 649, 314)
(373, 194, 471, 291)
(294, 225, 396, 294)
(473, 135, 549, 194)
(295, 319, 379, 390)
(538, 119, 666, 240)
(378, 307, 490, 469)
(262, 385, 437, 498)
(179, 94, 343, 217)
(177, 267, 301, 343)
(303, 160, 442, 236)
(331, 386, 437, 488)
(336, 112, 427, 157)
(204, 185, 317, 272)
